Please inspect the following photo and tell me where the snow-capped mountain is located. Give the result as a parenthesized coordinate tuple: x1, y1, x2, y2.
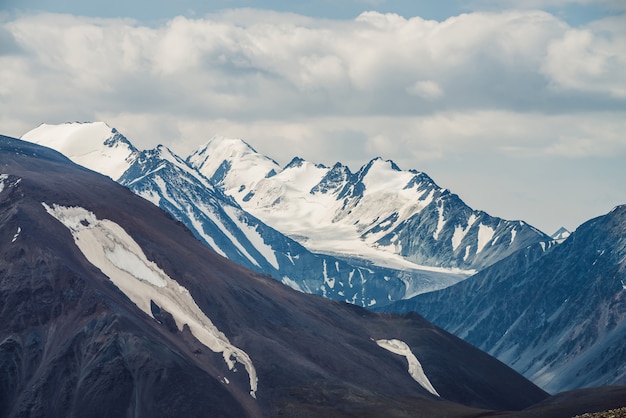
(381, 206, 626, 393)
(22, 121, 137, 180)
(188, 136, 551, 272)
(551, 226, 571, 243)
(21, 122, 468, 307)
(4, 133, 626, 417)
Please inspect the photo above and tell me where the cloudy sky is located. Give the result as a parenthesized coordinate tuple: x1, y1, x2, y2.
(1, 0, 625, 234)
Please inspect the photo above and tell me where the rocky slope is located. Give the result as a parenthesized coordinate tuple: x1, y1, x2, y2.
(381, 206, 626, 393)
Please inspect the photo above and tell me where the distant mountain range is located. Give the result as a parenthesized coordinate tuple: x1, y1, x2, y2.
(22, 122, 550, 307)
(380, 205, 626, 393)
(188, 135, 551, 271)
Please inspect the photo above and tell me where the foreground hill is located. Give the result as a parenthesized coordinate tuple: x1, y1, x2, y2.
(381, 205, 626, 393)
(2, 134, 625, 416)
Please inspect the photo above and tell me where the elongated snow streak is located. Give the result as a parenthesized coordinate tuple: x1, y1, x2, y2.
(0, 174, 7, 194)
(376, 339, 439, 396)
(42, 203, 258, 398)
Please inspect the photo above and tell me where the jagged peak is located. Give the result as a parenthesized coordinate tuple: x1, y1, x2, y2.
(330, 161, 351, 172)
(284, 156, 327, 171)
(187, 135, 282, 189)
(151, 144, 185, 165)
(310, 161, 353, 195)
(551, 226, 571, 242)
(356, 157, 402, 177)
(191, 135, 261, 161)
(188, 135, 280, 171)
(284, 156, 305, 169)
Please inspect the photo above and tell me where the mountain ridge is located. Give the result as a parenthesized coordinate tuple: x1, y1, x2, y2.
(188, 135, 552, 272)
(379, 205, 626, 393)
(21, 122, 470, 307)
(3, 132, 602, 417)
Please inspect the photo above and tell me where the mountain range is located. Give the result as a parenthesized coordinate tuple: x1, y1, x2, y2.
(381, 205, 626, 393)
(5, 133, 626, 416)
(22, 122, 551, 308)
(188, 135, 551, 271)
(16, 121, 626, 402)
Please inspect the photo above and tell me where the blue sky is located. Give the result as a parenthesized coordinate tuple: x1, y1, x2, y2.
(1, 0, 625, 234)
(4, 0, 622, 24)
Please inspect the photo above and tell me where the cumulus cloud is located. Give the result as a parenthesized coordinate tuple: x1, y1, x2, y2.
(2, 9, 624, 147)
(542, 17, 626, 97)
(1, 7, 625, 231)
(407, 80, 444, 100)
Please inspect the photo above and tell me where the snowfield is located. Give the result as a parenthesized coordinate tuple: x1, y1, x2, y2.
(23, 122, 136, 180)
(42, 203, 259, 398)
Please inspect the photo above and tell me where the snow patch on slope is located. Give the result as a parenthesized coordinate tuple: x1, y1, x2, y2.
(42, 203, 258, 398)
(11, 227, 21, 243)
(433, 203, 445, 240)
(223, 206, 279, 270)
(452, 214, 477, 251)
(476, 224, 495, 254)
(376, 339, 439, 396)
(0, 174, 7, 194)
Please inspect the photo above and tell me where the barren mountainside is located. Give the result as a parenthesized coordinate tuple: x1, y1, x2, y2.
(381, 205, 626, 393)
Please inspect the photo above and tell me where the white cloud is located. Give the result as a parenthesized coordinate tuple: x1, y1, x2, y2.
(407, 80, 444, 99)
(542, 18, 626, 97)
(2, 9, 624, 142)
(1, 8, 625, 233)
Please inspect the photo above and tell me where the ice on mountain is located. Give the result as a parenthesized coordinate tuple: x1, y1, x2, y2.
(433, 203, 446, 240)
(22, 122, 136, 180)
(281, 276, 304, 292)
(223, 206, 279, 270)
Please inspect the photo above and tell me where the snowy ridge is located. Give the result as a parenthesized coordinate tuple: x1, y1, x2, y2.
(188, 136, 281, 191)
(22, 122, 137, 180)
(43, 203, 258, 397)
(188, 136, 551, 271)
(24, 122, 468, 307)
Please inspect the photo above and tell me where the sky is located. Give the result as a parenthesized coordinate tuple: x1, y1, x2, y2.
(1, 0, 625, 234)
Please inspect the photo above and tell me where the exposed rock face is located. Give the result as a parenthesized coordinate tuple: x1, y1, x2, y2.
(382, 206, 626, 393)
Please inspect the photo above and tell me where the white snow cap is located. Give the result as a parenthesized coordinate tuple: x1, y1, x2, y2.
(22, 122, 136, 181)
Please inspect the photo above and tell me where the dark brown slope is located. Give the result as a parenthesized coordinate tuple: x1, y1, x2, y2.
(0, 134, 619, 417)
